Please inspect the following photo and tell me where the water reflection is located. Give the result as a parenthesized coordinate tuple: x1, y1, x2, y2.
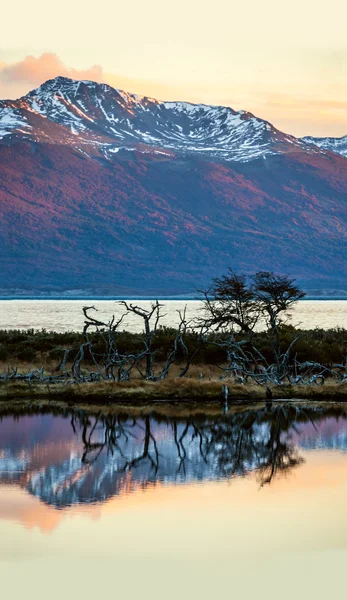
(1, 404, 347, 509)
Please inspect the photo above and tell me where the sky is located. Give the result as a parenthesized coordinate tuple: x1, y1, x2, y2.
(1, 0, 347, 137)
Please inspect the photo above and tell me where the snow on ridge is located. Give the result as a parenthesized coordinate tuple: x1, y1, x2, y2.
(0, 107, 32, 139)
(162, 101, 212, 114)
(301, 135, 347, 158)
(0, 75, 320, 162)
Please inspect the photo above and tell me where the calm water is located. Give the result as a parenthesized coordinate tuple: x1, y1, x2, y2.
(1, 404, 347, 599)
(0, 299, 347, 331)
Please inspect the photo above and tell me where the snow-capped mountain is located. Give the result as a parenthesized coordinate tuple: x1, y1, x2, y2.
(0, 76, 315, 163)
(1, 76, 347, 295)
(302, 134, 347, 158)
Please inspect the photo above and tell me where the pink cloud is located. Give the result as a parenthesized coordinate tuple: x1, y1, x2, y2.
(0, 52, 188, 103)
(0, 52, 104, 85)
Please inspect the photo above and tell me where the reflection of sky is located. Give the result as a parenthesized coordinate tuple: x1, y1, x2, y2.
(2, 413, 347, 502)
(1, 410, 347, 528)
(1, 451, 347, 600)
(289, 418, 347, 451)
(2, 410, 347, 599)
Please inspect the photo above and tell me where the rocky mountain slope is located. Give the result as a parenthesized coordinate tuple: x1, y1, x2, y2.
(0, 77, 346, 294)
(302, 134, 347, 158)
(0, 76, 315, 163)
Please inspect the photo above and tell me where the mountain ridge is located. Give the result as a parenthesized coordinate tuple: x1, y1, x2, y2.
(0, 76, 346, 294)
(0, 76, 325, 163)
(302, 134, 347, 158)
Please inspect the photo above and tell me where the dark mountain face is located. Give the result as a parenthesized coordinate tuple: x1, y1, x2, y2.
(0, 77, 346, 294)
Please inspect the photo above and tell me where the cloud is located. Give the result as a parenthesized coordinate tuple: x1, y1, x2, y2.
(0, 52, 211, 109)
(0, 53, 109, 100)
(0, 52, 189, 102)
(0, 52, 104, 86)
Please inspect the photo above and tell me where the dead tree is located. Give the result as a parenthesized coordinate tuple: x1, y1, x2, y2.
(71, 305, 147, 382)
(157, 307, 190, 379)
(119, 300, 164, 380)
(199, 270, 306, 386)
(252, 272, 305, 382)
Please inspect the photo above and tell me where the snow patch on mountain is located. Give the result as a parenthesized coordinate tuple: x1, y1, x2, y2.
(0, 107, 31, 137)
(302, 135, 347, 158)
(0, 76, 337, 163)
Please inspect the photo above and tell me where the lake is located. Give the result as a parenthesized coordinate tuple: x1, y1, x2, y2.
(1, 299, 347, 332)
(1, 403, 347, 599)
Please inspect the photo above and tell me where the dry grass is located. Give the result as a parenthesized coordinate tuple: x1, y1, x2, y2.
(0, 377, 253, 401)
(0, 360, 224, 379)
(2, 358, 347, 411)
(1, 376, 347, 407)
(0, 396, 272, 420)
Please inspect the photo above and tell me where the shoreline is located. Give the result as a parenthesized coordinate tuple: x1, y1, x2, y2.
(1, 296, 347, 301)
(1, 380, 347, 412)
(1, 396, 347, 421)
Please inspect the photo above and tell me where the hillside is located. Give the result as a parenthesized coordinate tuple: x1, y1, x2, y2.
(1, 77, 346, 294)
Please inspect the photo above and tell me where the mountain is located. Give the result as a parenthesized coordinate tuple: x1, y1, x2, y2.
(1, 76, 347, 295)
(1, 76, 314, 163)
(302, 135, 347, 158)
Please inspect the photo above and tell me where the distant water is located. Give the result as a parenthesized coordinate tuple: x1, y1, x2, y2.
(0, 300, 347, 332)
(0, 299, 346, 332)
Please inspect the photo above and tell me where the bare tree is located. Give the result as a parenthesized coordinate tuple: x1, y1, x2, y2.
(71, 306, 129, 381)
(119, 301, 164, 380)
(252, 272, 305, 382)
(197, 270, 307, 386)
(158, 306, 190, 379)
(3, 273, 346, 393)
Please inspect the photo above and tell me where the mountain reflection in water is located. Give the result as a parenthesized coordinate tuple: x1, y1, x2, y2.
(1, 404, 347, 509)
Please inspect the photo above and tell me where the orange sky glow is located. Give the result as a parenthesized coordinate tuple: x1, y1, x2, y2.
(1, 0, 347, 137)
(1, 449, 347, 534)
(2, 451, 347, 598)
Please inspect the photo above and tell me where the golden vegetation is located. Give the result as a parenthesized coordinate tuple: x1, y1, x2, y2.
(1, 372, 347, 407)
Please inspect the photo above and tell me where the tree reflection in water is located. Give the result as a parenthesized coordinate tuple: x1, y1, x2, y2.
(2, 404, 345, 507)
(73, 404, 328, 493)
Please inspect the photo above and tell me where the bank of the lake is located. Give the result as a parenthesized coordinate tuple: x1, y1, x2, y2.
(2, 300, 347, 410)
(2, 378, 347, 411)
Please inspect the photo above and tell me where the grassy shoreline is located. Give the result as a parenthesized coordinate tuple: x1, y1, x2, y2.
(1, 378, 347, 407)
(1, 325, 347, 368)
